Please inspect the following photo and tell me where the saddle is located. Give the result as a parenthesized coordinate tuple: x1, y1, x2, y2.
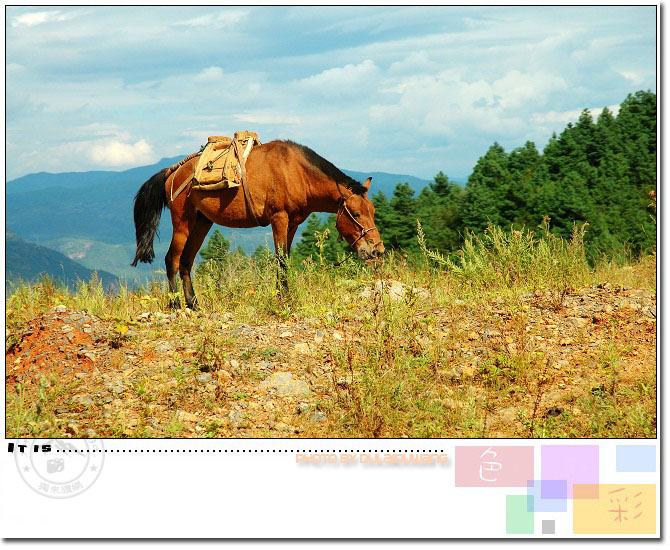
(166, 131, 261, 204)
(193, 131, 261, 189)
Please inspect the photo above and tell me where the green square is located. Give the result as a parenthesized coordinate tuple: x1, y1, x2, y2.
(506, 495, 534, 534)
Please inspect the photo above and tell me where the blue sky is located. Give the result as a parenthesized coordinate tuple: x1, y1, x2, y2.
(6, 5, 657, 182)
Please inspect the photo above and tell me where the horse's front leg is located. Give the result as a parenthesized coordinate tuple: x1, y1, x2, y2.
(271, 212, 290, 294)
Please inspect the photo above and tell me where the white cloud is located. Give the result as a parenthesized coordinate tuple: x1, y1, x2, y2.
(619, 70, 644, 85)
(172, 9, 248, 28)
(234, 112, 300, 125)
(531, 105, 621, 124)
(11, 10, 74, 27)
(88, 139, 155, 167)
(299, 60, 379, 96)
(181, 129, 216, 142)
(78, 123, 131, 140)
(491, 71, 567, 110)
(194, 66, 225, 82)
(388, 51, 438, 76)
(355, 126, 369, 147)
(7, 63, 25, 74)
(370, 69, 565, 138)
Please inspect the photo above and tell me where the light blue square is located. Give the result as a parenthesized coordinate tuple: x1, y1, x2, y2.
(526, 480, 567, 512)
(616, 445, 656, 472)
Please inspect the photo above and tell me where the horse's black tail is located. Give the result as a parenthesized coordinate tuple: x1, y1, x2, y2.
(131, 168, 168, 266)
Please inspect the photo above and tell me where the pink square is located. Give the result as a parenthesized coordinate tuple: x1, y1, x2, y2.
(455, 446, 534, 487)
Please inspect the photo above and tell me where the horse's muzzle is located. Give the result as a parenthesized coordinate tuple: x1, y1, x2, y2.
(357, 243, 385, 260)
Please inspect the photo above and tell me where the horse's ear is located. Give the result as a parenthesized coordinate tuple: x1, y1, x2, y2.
(363, 177, 372, 190)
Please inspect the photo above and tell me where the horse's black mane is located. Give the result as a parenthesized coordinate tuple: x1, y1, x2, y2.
(283, 140, 368, 195)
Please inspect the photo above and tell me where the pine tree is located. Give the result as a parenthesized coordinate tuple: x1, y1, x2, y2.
(371, 191, 392, 241)
(385, 183, 419, 251)
(199, 229, 230, 262)
(416, 172, 465, 252)
(293, 214, 326, 261)
(462, 142, 514, 232)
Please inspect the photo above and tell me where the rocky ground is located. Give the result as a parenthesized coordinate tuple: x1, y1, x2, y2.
(6, 282, 656, 438)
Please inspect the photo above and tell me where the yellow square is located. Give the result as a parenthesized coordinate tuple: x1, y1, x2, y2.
(573, 484, 656, 534)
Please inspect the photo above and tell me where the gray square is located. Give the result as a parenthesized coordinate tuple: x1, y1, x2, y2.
(542, 520, 555, 535)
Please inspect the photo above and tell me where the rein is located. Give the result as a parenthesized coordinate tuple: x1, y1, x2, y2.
(334, 182, 378, 248)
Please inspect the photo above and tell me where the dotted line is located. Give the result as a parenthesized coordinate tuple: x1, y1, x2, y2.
(56, 449, 446, 453)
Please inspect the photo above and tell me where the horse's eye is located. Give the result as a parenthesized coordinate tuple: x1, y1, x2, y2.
(353, 213, 360, 219)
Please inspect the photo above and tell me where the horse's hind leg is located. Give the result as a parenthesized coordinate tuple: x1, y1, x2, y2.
(166, 236, 187, 309)
(165, 205, 198, 309)
(179, 212, 213, 310)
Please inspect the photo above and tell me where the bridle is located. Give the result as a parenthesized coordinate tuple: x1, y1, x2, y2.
(334, 183, 379, 249)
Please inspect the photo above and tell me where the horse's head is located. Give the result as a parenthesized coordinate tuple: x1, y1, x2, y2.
(335, 177, 385, 260)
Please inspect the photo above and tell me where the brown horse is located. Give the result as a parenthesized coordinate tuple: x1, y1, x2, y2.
(131, 140, 385, 309)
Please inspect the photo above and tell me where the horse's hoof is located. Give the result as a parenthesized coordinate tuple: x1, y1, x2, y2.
(186, 298, 199, 311)
(169, 299, 181, 310)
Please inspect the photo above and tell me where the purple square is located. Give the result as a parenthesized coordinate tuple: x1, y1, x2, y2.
(526, 480, 567, 512)
(541, 445, 598, 499)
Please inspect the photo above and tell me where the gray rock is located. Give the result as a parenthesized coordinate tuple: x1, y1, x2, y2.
(177, 410, 197, 422)
(228, 411, 246, 428)
(567, 317, 589, 328)
(108, 382, 125, 395)
(53, 305, 67, 313)
(73, 395, 94, 406)
(259, 372, 310, 397)
(497, 407, 518, 423)
(196, 373, 212, 383)
(545, 391, 563, 402)
(360, 280, 409, 302)
(310, 411, 327, 422)
(297, 402, 312, 414)
(154, 342, 174, 353)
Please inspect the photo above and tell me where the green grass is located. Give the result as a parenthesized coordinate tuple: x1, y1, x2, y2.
(6, 223, 656, 438)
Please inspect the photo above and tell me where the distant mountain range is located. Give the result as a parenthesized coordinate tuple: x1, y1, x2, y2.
(6, 231, 117, 290)
(6, 153, 444, 285)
